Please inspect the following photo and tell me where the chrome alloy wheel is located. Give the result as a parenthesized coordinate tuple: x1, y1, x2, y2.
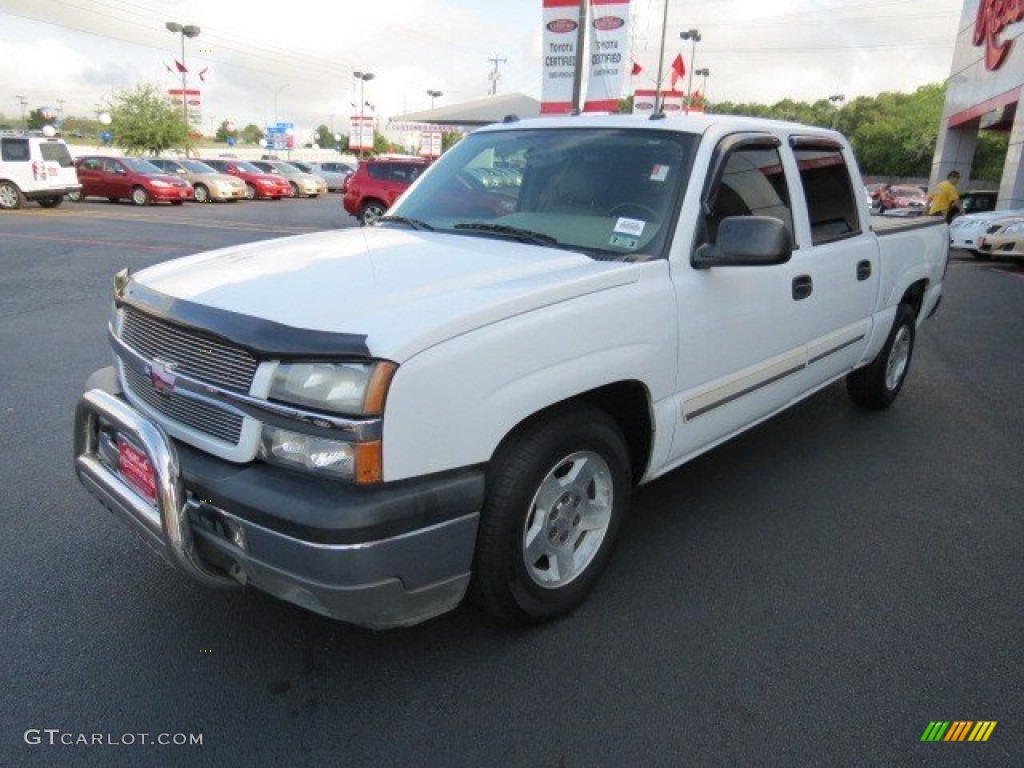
(885, 325, 912, 391)
(522, 450, 613, 589)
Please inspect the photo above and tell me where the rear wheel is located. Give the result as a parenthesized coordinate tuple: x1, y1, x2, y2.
(847, 303, 916, 409)
(193, 184, 210, 203)
(37, 196, 63, 208)
(131, 186, 150, 206)
(472, 404, 631, 624)
(359, 200, 386, 225)
(0, 181, 25, 210)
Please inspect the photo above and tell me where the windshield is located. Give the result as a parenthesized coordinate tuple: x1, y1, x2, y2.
(122, 157, 165, 174)
(390, 127, 696, 260)
(181, 160, 217, 174)
(272, 162, 300, 173)
(235, 162, 263, 173)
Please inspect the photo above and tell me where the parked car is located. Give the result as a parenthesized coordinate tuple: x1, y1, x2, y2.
(200, 158, 291, 200)
(0, 129, 81, 210)
(977, 216, 1024, 262)
(956, 190, 998, 217)
(294, 161, 354, 192)
(148, 158, 247, 203)
(877, 184, 928, 212)
(948, 209, 1024, 256)
(342, 157, 430, 224)
(70, 156, 193, 205)
(250, 160, 327, 198)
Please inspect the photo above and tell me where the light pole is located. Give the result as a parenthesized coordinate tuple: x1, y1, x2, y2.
(16, 95, 28, 127)
(694, 68, 709, 110)
(680, 28, 701, 114)
(273, 83, 289, 124)
(427, 89, 443, 110)
(165, 21, 200, 134)
(354, 71, 374, 158)
(828, 93, 845, 129)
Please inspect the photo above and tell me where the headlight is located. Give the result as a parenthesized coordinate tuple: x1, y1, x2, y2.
(259, 427, 381, 481)
(268, 361, 395, 416)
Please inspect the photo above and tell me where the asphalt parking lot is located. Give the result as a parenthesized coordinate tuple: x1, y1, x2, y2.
(1, 198, 1022, 767)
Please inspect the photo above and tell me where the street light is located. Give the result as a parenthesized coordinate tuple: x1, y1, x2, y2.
(354, 71, 375, 158)
(165, 21, 200, 138)
(273, 83, 290, 124)
(828, 93, 846, 129)
(680, 28, 701, 115)
(694, 68, 709, 109)
(16, 95, 27, 127)
(427, 89, 443, 109)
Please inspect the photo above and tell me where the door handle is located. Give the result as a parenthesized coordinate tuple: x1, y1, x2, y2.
(792, 274, 813, 301)
(857, 260, 872, 281)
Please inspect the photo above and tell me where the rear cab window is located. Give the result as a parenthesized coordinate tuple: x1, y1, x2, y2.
(39, 142, 73, 167)
(790, 137, 861, 245)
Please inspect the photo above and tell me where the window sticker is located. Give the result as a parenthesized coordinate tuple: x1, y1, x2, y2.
(613, 217, 645, 237)
(609, 234, 639, 250)
(649, 164, 670, 182)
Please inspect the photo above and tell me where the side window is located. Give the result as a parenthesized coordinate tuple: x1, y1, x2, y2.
(367, 163, 387, 180)
(81, 158, 103, 171)
(792, 146, 860, 244)
(704, 144, 792, 243)
(103, 159, 122, 174)
(1, 138, 30, 162)
(38, 142, 73, 167)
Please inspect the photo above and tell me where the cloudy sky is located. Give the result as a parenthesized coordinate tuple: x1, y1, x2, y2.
(0, 0, 968, 133)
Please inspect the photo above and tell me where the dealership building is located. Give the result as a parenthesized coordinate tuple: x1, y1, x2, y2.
(932, 1, 1024, 208)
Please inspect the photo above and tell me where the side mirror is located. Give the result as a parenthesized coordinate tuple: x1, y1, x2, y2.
(693, 216, 792, 269)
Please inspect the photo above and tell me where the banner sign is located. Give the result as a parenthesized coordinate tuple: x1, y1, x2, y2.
(583, 0, 630, 112)
(349, 116, 375, 152)
(265, 122, 295, 150)
(420, 130, 443, 158)
(541, 0, 582, 114)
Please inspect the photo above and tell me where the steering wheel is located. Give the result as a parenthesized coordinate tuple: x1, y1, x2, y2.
(608, 202, 659, 221)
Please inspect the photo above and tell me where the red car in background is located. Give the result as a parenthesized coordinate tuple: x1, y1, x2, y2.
(343, 157, 430, 224)
(200, 158, 292, 200)
(70, 156, 193, 205)
(877, 184, 928, 212)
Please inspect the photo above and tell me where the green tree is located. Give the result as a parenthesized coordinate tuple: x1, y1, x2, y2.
(214, 120, 238, 143)
(441, 131, 463, 153)
(312, 124, 336, 148)
(26, 108, 57, 130)
(108, 83, 189, 155)
(240, 123, 263, 144)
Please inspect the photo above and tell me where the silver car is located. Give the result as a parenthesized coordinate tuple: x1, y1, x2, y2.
(294, 161, 354, 192)
(149, 158, 247, 202)
(250, 160, 327, 198)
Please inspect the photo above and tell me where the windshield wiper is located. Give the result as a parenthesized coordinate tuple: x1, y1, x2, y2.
(453, 223, 559, 247)
(378, 215, 435, 231)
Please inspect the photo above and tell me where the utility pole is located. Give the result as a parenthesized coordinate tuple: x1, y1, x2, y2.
(487, 56, 507, 96)
(570, 0, 587, 113)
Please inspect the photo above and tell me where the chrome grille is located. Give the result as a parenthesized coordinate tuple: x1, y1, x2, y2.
(123, 365, 243, 444)
(121, 307, 257, 392)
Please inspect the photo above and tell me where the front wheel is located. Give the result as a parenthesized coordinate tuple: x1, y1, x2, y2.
(288, 182, 299, 198)
(193, 184, 210, 203)
(847, 303, 916, 409)
(131, 186, 150, 206)
(66, 190, 83, 203)
(472, 404, 631, 624)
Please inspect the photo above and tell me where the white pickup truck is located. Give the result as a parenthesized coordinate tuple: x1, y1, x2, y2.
(74, 115, 948, 628)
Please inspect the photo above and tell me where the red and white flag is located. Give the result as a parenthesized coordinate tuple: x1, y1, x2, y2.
(631, 60, 643, 76)
(669, 54, 685, 88)
(175, 60, 188, 74)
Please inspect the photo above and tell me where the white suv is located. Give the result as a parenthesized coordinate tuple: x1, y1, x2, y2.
(0, 130, 81, 210)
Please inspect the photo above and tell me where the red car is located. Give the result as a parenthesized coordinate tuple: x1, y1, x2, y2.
(343, 157, 430, 224)
(70, 156, 193, 205)
(200, 158, 292, 200)
(877, 184, 928, 212)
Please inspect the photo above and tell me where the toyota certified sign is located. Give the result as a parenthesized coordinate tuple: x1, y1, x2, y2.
(593, 16, 624, 31)
(546, 18, 577, 33)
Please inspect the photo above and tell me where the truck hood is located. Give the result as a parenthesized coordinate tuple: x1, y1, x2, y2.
(130, 227, 639, 361)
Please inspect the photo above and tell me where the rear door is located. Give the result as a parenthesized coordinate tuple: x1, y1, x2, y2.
(104, 158, 130, 199)
(76, 158, 104, 196)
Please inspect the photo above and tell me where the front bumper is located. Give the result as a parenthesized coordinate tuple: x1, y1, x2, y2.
(151, 187, 193, 202)
(73, 369, 484, 629)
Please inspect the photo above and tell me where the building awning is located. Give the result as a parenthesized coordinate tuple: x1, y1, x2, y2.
(389, 93, 541, 127)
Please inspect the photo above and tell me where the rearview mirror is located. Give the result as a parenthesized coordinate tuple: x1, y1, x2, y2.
(693, 216, 792, 269)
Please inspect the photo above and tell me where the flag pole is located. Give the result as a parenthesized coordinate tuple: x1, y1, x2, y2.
(571, 0, 588, 113)
(653, 0, 669, 113)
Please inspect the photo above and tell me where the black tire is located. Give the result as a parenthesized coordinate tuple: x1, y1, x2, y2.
(37, 196, 63, 208)
(193, 184, 210, 203)
(66, 190, 83, 202)
(131, 186, 150, 206)
(360, 200, 386, 225)
(0, 180, 25, 210)
(170, 200, 184, 206)
(847, 303, 916, 409)
(107, 197, 119, 203)
(288, 182, 299, 198)
(244, 183, 257, 200)
(472, 404, 632, 624)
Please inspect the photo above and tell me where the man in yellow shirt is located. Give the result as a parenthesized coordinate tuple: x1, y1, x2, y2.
(928, 170, 960, 221)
